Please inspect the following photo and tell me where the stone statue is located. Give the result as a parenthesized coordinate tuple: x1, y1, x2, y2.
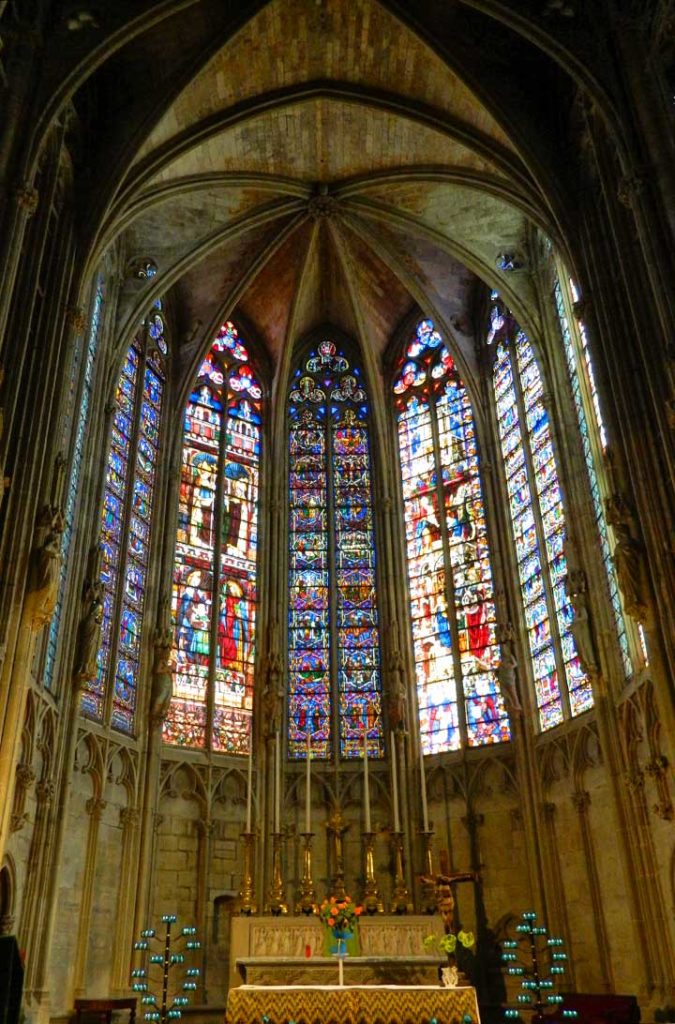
(606, 495, 650, 622)
(565, 569, 599, 677)
(25, 504, 64, 628)
(496, 622, 522, 716)
(74, 545, 103, 680)
(262, 618, 284, 737)
(150, 626, 173, 722)
(387, 624, 408, 730)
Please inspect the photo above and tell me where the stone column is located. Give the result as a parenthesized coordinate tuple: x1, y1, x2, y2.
(570, 790, 613, 992)
(72, 795, 107, 996)
(110, 806, 140, 993)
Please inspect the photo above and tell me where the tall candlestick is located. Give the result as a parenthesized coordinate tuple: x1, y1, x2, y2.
(419, 739, 429, 833)
(246, 742, 253, 832)
(275, 730, 281, 833)
(305, 733, 311, 834)
(390, 730, 400, 832)
(362, 729, 371, 832)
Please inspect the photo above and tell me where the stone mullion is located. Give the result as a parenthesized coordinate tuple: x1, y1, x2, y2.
(430, 388, 469, 751)
(570, 790, 614, 991)
(538, 802, 575, 988)
(72, 794, 108, 996)
(110, 805, 140, 993)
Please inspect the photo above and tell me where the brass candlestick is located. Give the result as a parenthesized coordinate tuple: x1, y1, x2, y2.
(238, 830, 257, 915)
(267, 830, 288, 915)
(419, 829, 437, 914)
(296, 831, 317, 915)
(390, 831, 412, 914)
(362, 831, 384, 914)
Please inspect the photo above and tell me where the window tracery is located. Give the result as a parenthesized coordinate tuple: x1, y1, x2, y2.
(553, 274, 632, 677)
(287, 340, 383, 761)
(164, 321, 260, 753)
(394, 319, 510, 754)
(43, 276, 105, 691)
(81, 305, 166, 733)
(491, 301, 593, 729)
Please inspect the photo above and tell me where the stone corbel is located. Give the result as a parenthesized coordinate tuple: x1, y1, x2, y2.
(643, 756, 673, 820)
(571, 789, 591, 814)
(10, 761, 36, 831)
(85, 796, 107, 821)
(624, 767, 645, 792)
(15, 183, 39, 217)
(617, 170, 648, 209)
(66, 305, 87, 335)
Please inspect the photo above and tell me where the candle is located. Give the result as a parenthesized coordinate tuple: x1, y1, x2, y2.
(305, 733, 311, 834)
(419, 739, 429, 833)
(275, 730, 281, 833)
(363, 729, 371, 833)
(390, 730, 400, 832)
(246, 741, 253, 832)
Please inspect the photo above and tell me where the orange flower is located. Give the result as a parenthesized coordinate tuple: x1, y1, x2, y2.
(355, 907, 363, 916)
(328, 917, 335, 927)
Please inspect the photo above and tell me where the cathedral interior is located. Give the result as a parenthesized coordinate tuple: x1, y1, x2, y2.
(0, 1, 674, 1022)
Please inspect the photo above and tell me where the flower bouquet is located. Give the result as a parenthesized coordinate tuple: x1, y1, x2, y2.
(319, 895, 362, 957)
(424, 930, 475, 986)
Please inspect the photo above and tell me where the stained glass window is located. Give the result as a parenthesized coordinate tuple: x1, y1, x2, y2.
(491, 301, 593, 729)
(44, 276, 105, 691)
(81, 306, 166, 732)
(553, 275, 632, 677)
(288, 341, 383, 760)
(164, 321, 260, 754)
(394, 319, 510, 754)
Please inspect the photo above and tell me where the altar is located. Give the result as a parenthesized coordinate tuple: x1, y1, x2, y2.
(225, 983, 481, 1024)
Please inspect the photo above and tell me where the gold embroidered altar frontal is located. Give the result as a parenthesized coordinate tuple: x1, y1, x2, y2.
(225, 983, 480, 1024)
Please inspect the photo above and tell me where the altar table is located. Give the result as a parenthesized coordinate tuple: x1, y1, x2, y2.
(225, 983, 480, 1024)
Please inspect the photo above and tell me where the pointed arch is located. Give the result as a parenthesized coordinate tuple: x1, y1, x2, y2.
(164, 320, 261, 754)
(393, 317, 511, 753)
(287, 334, 384, 761)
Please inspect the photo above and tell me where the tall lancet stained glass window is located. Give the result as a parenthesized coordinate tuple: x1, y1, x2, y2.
(394, 319, 510, 754)
(164, 321, 260, 754)
(288, 340, 383, 761)
(82, 304, 167, 733)
(490, 300, 593, 729)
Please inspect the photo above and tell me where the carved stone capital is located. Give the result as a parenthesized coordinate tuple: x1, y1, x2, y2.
(10, 813, 27, 832)
(644, 755, 668, 778)
(86, 796, 107, 820)
(571, 789, 591, 813)
(617, 171, 647, 208)
(104, 400, 118, 417)
(15, 184, 39, 216)
(119, 806, 139, 828)
(66, 305, 87, 334)
(35, 779, 55, 806)
(15, 762, 36, 789)
(542, 801, 557, 822)
(624, 768, 645, 791)
(653, 801, 673, 821)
